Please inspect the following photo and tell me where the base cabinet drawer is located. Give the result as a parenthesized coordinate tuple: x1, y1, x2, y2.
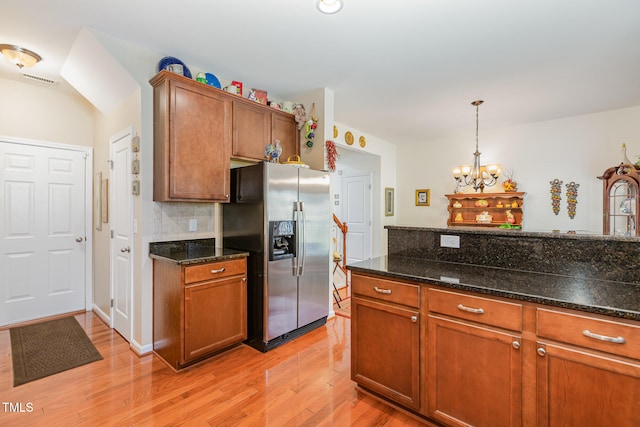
(352, 274, 420, 308)
(537, 308, 640, 359)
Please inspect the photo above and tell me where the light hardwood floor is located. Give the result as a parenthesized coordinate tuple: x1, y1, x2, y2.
(1, 312, 434, 426)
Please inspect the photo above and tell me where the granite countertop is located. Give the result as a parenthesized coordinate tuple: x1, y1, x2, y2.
(149, 238, 249, 265)
(347, 256, 640, 321)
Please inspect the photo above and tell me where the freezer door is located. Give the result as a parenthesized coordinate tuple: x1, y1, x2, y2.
(297, 168, 331, 327)
(265, 163, 299, 340)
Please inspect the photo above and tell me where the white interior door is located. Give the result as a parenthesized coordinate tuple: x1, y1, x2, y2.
(341, 173, 372, 265)
(110, 128, 132, 341)
(0, 140, 88, 326)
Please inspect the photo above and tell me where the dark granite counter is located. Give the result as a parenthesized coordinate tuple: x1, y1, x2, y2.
(348, 256, 640, 321)
(149, 238, 248, 265)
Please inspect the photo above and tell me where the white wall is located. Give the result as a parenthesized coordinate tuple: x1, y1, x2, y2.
(0, 77, 94, 146)
(396, 106, 640, 233)
(332, 121, 397, 256)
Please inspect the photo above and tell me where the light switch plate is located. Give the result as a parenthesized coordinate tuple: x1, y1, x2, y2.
(189, 219, 197, 232)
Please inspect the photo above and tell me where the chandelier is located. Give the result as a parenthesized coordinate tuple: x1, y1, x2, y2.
(452, 100, 501, 192)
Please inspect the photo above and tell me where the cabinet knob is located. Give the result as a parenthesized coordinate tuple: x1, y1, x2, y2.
(537, 347, 547, 357)
(242, 277, 247, 282)
(225, 194, 229, 198)
(512, 341, 520, 349)
(411, 315, 418, 323)
(75, 237, 84, 242)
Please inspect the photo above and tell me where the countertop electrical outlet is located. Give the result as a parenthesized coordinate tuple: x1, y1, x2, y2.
(440, 234, 460, 248)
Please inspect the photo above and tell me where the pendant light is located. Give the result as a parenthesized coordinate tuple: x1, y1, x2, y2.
(452, 100, 502, 193)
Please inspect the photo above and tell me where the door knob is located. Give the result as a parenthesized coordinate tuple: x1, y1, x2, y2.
(121, 247, 130, 253)
(76, 237, 83, 242)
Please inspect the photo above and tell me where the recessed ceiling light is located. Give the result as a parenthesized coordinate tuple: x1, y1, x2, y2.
(317, 0, 343, 14)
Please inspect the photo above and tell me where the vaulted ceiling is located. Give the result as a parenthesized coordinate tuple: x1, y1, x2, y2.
(2, 0, 639, 144)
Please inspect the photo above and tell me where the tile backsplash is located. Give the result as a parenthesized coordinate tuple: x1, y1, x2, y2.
(153, 202, 220, 241)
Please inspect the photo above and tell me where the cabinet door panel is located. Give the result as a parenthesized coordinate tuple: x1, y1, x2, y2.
(184, 277, 247, 361)
(351, 297, 420, 409)
(428, 315, 522, 427)
(537, 342, 640, 427)
(232, 101, 270, 161)
(272, 113, 299, 162)
(170, 82, 230, 200)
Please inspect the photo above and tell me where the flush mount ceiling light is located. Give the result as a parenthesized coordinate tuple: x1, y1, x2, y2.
(0, 44, 42, 69)
(317, 0, 343, 14)
(452, 100, 502, 193)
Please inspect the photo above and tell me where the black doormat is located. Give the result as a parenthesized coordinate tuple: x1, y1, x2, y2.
(10, 316, 103, 387)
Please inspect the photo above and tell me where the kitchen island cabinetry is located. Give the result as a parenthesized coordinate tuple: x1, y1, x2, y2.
(427, 289, 523, 426)
(153, 257, 247, 370)
(349, 268, 640, 426)
(351, 274, 421, 410)
(536, 309, 640, 426)
(446, 192, 525, 228)
(151, 71, 231, 202)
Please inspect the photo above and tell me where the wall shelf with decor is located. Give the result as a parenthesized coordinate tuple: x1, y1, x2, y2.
(446, 192, 526, 228)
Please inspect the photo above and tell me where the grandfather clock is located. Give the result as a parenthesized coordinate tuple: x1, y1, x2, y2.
(598, 163, 640, 236)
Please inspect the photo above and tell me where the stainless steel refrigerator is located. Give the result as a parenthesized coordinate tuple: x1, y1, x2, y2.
(223, 162, 330, 352)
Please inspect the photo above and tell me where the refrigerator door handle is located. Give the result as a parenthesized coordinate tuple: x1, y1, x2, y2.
(299, 201, 306, 276)
(294, 201, 303, 276)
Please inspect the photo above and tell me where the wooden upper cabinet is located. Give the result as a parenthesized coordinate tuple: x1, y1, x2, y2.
(151, 71, 231, 202)
(231, 103, 300, 163)
(271, 111, 300, 163)
(232, 100, 271, 161)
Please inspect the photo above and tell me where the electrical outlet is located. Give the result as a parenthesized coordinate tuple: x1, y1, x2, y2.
(440, 234, 460, 248)
(189, 219, 197, 232)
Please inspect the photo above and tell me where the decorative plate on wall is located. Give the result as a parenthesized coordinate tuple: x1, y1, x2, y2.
(359, 136, 367, 148)
(345, 131, 354, 145)
(333, 125, 338, 138)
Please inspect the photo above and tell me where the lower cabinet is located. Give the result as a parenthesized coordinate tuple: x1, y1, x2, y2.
(428, 315, 522, 427)
(536, 307, 640, 427)
(184, 275, 247, 361)
(352, 297, 420, 409)
(153, 257, 247, 370)
(536, 341, 640, 427)
(350, 272, 640, 426)
(351, 274, 421, 410)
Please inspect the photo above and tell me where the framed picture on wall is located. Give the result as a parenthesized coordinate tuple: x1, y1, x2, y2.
(416, 189, 430, 206)
(385, 187, 395, 216)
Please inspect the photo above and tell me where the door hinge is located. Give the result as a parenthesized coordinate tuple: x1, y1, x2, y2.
(108, 160, 113, 169)
(110, 229, 114, 238)
(110, 299, 114, 308)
